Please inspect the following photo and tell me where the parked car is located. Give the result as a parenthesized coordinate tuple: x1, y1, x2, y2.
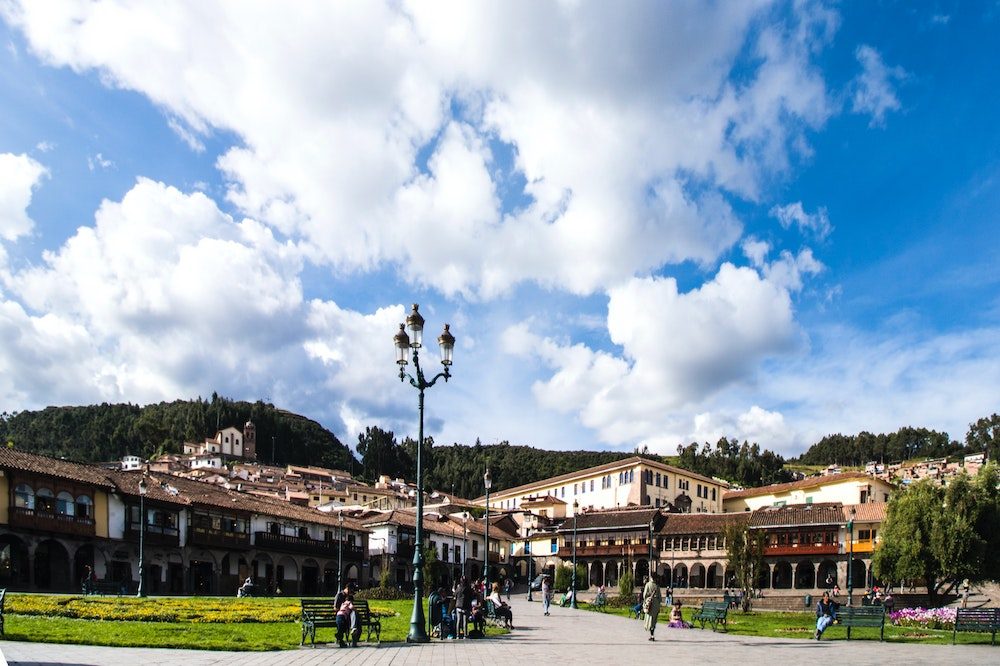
(530, 574, 546, 591)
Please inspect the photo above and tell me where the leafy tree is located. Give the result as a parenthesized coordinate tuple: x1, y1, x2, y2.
(555, 563, 587, 592)
(676, 437, 793, 488)
(873, 466, 1000, 604)
(723, 521, 764, 612)
(965, 414, 1000, 461)
(618, 568, 634, 598)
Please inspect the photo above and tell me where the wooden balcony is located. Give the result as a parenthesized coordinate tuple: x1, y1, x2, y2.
(187, 526, 251, 550)
(254, 531, 364, 559)
(557, 543, 646, 558)
(764, 543, 840, 557)
(9, 506, 95, 537)
(125, 524, 180, 547)
(849, 539, 876, 553)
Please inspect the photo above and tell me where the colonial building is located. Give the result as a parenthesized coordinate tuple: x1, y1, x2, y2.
(182, 421, 256, 460)
(657, 512, 749, 589)
(723, 472, 895, 513)
(748, 502, 849, 591)
(0, 447, 368, 596)
(480, 456, 728, 516)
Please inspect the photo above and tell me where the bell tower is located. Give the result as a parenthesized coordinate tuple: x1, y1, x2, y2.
(243, 420, 257, 460)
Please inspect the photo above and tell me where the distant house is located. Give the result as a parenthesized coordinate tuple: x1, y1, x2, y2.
(722, 473, 895, 513)
(182, 422, 257, 460)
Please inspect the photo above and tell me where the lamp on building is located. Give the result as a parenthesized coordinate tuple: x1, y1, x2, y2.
(137, 474, 148, 598)
(337, 512, 345, 592)
(571, 498, 579, 609)
(484, 468, 492, 588)
(847, 506, 856, 606)
(526, 524, 534, 602)
(392, 303, 456, 644)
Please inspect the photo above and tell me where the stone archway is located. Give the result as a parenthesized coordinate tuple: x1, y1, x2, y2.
(0, 534, 30, 590)
(772, 561, 792, 589)
(34, 539, 71, 591)
(276, 556, 299, 596)
(850, 559, 866, 589)
(794, 561, 816, 589)
(301, 558, 320, 597)
(589, 562, 604, 587)
(706, 563, 724, 588)
(689, 563, 706, 588)
(673, 563, 688, 588)
(606, 561, 618, 586)
(818, 560, 838, 588)
(755, 563, 770, 590)
(73, 543, 95, 594)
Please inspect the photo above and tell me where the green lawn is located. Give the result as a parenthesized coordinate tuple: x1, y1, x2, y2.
(578, 602, 996, 646)
(2, 595, 507, 651)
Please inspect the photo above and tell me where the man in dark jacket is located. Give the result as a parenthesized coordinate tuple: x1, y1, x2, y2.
(815, 591, 838, 640)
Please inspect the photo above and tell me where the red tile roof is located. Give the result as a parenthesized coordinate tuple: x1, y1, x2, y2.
(748, 503, 845, 528)
(723, 472, 880, 500)
(659, 512, 749, 535)
(843, 502, 887, 523)
(0, 448, 115, 488)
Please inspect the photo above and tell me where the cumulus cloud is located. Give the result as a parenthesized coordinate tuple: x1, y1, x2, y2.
(0, 152, 48, 242)
(769, 201, 832, 239)
(852, 45, 907, 127)
(3, 1, 838, 298)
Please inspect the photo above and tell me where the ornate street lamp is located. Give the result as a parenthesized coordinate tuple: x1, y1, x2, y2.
(137, 474, 148, 598)
(526, 524, 534, 602)
(393, 303, 456, 643)
(484, 468, 492, 588)
(571, 499, 579, 609)
(337, 512, 344, 592)
(847, 506, 856, 606)
(648, 516, 655, 585)
(463, 516, 469, 580)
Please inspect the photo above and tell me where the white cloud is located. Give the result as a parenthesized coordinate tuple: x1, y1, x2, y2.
(852, 45, 906, 127)
(0, 152, 48, 242)
(3, 1, 838, 298)
(87, 152, 113, 171)
(769, 201, 832, 239)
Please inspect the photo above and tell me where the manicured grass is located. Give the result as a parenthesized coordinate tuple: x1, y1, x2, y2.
(3, 595, 507, 651)
(578, 602, 997, 646)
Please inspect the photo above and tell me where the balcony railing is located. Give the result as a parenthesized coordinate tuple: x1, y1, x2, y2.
(849, 539, 877, 553)
(188, 526, 251, 550)
(125, 523, 180, 547)
(9, 506, 96, 537)
(557, 543, 648, 558)
(764, 543, 840, 557)
(254, 531, 364, 559)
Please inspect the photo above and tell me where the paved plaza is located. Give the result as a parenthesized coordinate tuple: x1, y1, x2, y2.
(1, 596, 994, 666)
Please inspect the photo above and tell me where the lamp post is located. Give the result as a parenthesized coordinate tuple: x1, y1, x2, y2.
(393, 303, 456, 644)
(484, 468, 492, 588)
(137, 474, 148, 598)
(571, 499, 579, 609)
(847, 507, 856, 606)
(337, 512, 344, 592)
(526, 525, 534, 602)
(648, 516, 655, 586)
(463, 517, 469, 581)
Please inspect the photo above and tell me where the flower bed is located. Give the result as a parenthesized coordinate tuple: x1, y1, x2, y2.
(889, 607, 956, 630)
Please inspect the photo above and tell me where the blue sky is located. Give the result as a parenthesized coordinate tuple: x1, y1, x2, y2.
(0, 1, 997, 458)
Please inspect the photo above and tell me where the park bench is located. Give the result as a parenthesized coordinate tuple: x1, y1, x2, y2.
(1, 587, 6, 637)
(91, 579, 126, 596)
(835, 605, 886, 641)
(692, 600, 729, 632)
(300, 598, 381, 647)
(593, 591, 607, 611)
(723, 592, 739, 609)
(485, 599, 511, 629)
(953, 607, 999, 645)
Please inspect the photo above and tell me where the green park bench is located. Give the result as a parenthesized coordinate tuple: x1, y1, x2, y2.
(954, 607, 999, 645)
(835, 605, 886, 640)
(301, 598, 381, 646)
(692, 600, 729, 632)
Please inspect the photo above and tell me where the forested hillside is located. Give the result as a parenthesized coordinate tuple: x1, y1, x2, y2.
(0, 394, 355, 471)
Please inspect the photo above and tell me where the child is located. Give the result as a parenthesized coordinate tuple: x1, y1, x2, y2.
(667, 601, 691, 628)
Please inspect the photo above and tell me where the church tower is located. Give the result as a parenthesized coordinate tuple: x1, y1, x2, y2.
(243, 421, 257, 460)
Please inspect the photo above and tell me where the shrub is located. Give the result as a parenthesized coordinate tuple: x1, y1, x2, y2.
(355, 586, 409, 601)
(554, 564, 587, 592)
(618, 569, 634, 597)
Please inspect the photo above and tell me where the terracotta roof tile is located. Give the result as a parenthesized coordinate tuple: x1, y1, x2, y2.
(0, 448, 116, 488)
(556, 507, 662, 533)
(843, 502, 887, 523)
(748, 503, 845, 528)
(659, 512, 749, 535)
(723, 472, 879, 500)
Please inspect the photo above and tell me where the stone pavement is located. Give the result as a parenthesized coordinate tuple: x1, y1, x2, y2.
(0, 595, 994, 665)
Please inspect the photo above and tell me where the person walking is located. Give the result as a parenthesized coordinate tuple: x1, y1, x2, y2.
(504, 577, 513, 601)
(454, 576, 471, 639)
(541, 574, 552, 616)
(642, 574, 662, 641)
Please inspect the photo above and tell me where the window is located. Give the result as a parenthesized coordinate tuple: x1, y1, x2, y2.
(56, 491, 75, 516)
(75, 495, 93, 519)
(656, 473, 661, 487)
(574, 483, 578, 495)
(35, 488, 56, 513)
(550, 538, 558, 554)
(711, 488, 716, 501)
(858, 529, 872, 541)
(14, 483, 34, 509)
(561, 487, 565, 498)
(298, 526, 309, 539)
(590, 479, 594, 492)
(455, 546, 461, 562)
(805, 496, 813, 504)
(472, 540, 479, 557)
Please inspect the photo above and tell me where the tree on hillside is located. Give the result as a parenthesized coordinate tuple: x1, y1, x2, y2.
(966, 413, 1000, 461)
(676, 438, 792, 488)
(723, 522, 764, 612)
(873, 464, 1000, 604)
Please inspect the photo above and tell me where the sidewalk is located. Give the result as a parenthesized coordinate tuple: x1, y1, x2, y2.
(1, 595, 994, 665)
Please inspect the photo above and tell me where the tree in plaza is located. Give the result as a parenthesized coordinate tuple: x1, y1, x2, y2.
(618, 567, 634, 599)
(723, 521, 764, 612)
(554, 563, 587, 592)
(873, 465, 1000, 605)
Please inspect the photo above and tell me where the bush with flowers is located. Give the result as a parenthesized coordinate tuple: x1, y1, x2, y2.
(889, 607, 956, 630)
